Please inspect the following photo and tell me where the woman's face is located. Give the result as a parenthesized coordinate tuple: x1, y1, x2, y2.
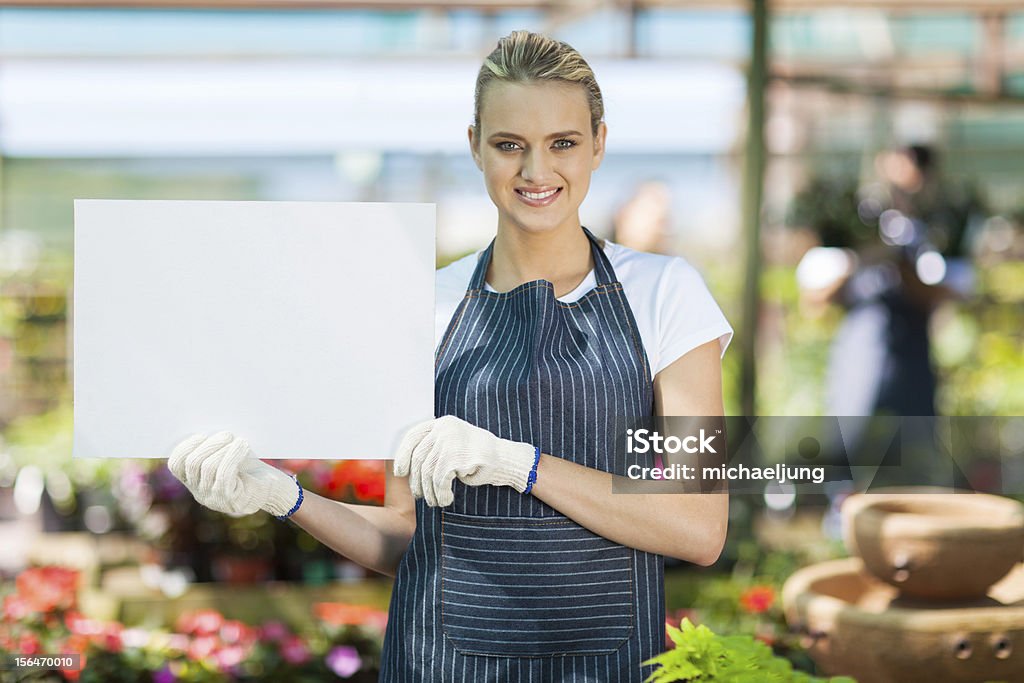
(469, 80, 606, 237)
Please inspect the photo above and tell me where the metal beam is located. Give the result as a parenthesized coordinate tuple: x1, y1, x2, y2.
(774, 72, 1024, 105)
(4, 0, 1022, 10)
(739, 0, 767, 416)
(641, 0, 1023, 11)
(0, 0, 552, 8)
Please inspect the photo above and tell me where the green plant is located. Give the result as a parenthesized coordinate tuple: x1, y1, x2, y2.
(785, 175, 871, 250)
(643, 618, 855, 683)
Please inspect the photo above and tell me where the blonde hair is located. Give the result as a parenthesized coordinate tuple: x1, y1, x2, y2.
(473, 31, 604, 136)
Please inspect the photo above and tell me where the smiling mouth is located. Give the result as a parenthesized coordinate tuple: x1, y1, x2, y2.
(515, 187, 562, 205)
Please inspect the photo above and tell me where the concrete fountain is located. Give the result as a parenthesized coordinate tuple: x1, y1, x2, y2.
(782, 489, 1024, 683)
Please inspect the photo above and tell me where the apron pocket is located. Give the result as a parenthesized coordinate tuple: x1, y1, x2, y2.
(440, 510, 634, 657)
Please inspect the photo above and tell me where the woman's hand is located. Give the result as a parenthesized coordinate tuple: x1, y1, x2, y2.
(393, 416, 536, 507)
(168, 432, 301, 518)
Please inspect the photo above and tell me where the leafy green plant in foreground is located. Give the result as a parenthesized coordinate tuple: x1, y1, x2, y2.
(643, 619, 855, 683)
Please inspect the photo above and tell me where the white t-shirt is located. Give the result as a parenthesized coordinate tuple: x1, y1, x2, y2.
(435, 240, 733, 379)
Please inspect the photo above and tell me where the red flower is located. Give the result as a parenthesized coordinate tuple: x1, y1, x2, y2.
(0, 629, 15, 651)
(61, 661, 83, 682)
(100, 624, 124, 653)
(59, 633, 89, 680)
(314, 602, 388, 630)
(325, 461, 386, 504)
(739, 585, 775, 614)
(14, 566, 79, 613)
(63, 634, 90, 655)
(17, 632, 41, 655)
(354, 476, 386, 504)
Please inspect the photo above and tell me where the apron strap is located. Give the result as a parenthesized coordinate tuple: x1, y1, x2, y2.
(467, 240, 495, 292)
(581, 226, 617, 286)
(467, 226, 616, 293)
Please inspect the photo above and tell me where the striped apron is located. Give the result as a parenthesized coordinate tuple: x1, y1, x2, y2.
(380, 227, 664, 682)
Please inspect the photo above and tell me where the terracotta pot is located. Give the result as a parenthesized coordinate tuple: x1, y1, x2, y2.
(841, 489, 1024, 599)
(210, 554, 273, 583)
(783, 557, 1024, 683)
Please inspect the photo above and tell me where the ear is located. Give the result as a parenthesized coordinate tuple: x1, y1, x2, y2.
(592, 122, 607, 171)
(468, 125, 483, 171)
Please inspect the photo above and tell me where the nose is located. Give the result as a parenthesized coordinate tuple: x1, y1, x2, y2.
(520, 148, 555, 184)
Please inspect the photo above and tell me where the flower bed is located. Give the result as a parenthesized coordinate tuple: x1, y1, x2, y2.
(1, 565, 385, 682)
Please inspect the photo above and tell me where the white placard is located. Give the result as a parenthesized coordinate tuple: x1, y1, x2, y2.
(73, 200, 435, 459)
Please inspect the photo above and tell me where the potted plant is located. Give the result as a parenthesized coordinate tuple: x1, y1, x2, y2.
(643, 618, 856, 683)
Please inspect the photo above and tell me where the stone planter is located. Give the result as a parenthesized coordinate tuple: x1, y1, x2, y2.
(841, 490, 1024, 600)
(782, 557, 1024, 683)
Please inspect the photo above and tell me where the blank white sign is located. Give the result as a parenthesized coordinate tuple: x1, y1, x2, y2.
(73, 200, 436, 459)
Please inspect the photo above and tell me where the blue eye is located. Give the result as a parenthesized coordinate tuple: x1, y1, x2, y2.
(553, 139, 577, 149)
(496, 141, 521, 152)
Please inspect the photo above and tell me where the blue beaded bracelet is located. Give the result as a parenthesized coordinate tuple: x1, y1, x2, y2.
(523, 446, 541, 495)
(276, 475, 304, 521)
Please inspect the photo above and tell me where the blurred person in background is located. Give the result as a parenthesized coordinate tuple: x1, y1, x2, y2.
(611, 180, 674, 254)
(795, 144, 981, 417)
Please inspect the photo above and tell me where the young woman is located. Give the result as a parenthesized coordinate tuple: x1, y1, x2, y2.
(171, 31, 732, 682)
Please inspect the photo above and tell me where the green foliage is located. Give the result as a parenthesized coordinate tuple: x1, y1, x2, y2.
(643, 619, 856, 683)
(755, 268, 840, 415)
(933, 259, 1024, 415)
(784, 175, 872, 249)
(3, 401, 125, 503)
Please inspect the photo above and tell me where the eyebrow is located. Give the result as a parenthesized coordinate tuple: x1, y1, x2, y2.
(487, 130, 584, 142)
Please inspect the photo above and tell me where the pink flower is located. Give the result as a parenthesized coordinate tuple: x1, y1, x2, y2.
(101, 626, 123, 654)
(219, 620, 252, 645)
(121, 628, 151, 649)
(177, 609, 224, 636)
(214, 644, 247, 669)
(66, 612, 102, 636)
(18, 632, 41, 655)
(166, 633, 190, 654)
(3, 594, 32, 621)
(326, 645, 361, 678)
(187, 635, 220, 661)
(258, 620, 289, 642)
(279, 635, 310, 665)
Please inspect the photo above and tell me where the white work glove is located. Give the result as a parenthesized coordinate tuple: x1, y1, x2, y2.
(393, 415, 538, 507)
(168, 432, 301, 518)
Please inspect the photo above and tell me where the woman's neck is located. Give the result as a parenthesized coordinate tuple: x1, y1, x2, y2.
(486, 222, 594, 298)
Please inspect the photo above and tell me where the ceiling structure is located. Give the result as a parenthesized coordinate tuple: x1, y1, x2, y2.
(3, 0, 1021, 104)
